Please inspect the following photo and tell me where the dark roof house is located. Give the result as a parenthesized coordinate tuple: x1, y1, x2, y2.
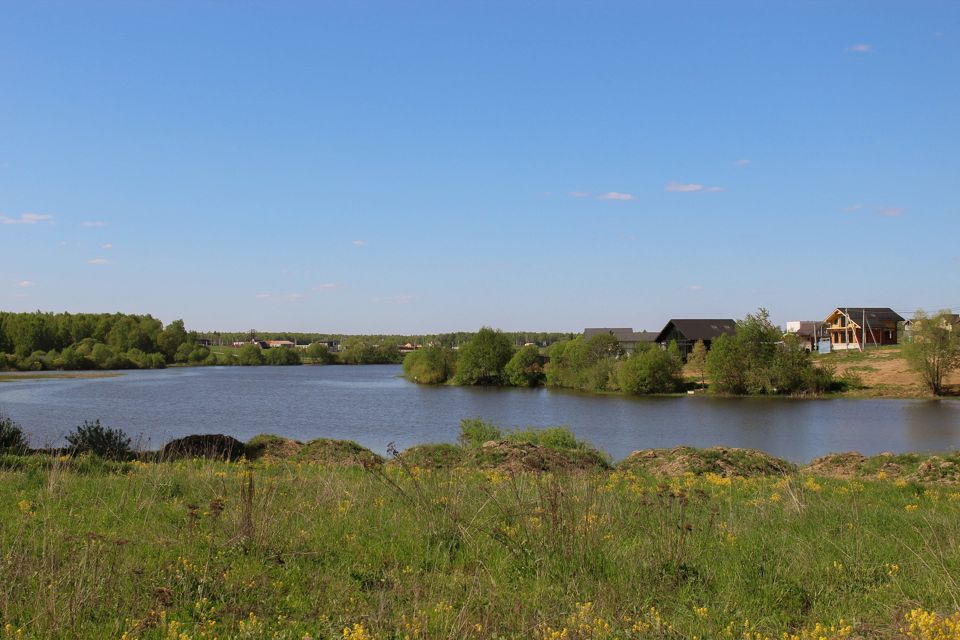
(654, 319, 737, 358)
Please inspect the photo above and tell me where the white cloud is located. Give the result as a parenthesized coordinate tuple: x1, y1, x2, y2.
(687, 284, 704, 291)
(878, 207, 904, 217)
(1, 213, 54, 225)
(735, 159, 750, 167)
(374, 294, 414, 305)
(598, 192, 635, 201)
(87, 258, 110, 265)
(847, 44, 875, 53)
(665, 182, 704, 193)
(15, 280, 35, 288)
(568, 191, 590, 198)
(704, 186, 725, 193)
(313, 283, 343, 292)
(81, 221, 107, 228)
(101, 243, 113, 249)
(842, 203, 865, 212)
(352, 240, 365, 246)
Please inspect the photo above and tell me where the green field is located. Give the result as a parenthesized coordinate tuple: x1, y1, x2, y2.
(2, 439, 960, 639)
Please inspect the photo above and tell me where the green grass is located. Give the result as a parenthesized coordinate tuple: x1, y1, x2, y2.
(2, 451, 960, 639)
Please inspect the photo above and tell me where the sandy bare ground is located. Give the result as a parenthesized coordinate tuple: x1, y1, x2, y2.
(822, 345, 960, 396)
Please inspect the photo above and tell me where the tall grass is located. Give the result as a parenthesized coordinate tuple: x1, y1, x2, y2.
(2, 452, 960, 638)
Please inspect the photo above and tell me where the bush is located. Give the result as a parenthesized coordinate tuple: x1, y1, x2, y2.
(237, 344, 265, 366)
(453, 328, 515, 385)
(0, 413, 28, 452)
(403, 346, 457, 384)
(458, 417, 503, 446)
(504, 425, 585, 450)
(65, 420, 133, 460)
(617, 345, 683, 394)
(263, 347, 302, 365)
(504, 345, 544, 387)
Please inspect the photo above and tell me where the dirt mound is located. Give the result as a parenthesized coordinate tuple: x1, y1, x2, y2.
(474, 440, 610, 473)
(161, 434, 246, 461)
(391, 441, 610, 473)
(392, 444, 467, 469)
(296, 438, 384, 467)
(910, 455, 960, 484)
(245, 434, 304, 460)
(804, 452, 867, 479)
(618, 446, 794, 477)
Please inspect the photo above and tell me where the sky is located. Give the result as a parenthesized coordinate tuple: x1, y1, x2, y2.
(2, 1, 958, 334)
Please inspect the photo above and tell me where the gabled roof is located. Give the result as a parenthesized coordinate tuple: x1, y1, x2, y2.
(655, 319, 737, 343)
(825, 308, 904, 325)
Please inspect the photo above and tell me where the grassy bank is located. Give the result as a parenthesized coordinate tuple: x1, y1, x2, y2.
(2, 433, 960, 638)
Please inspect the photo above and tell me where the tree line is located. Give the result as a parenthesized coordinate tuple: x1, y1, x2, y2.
(404, 310, 842, 396)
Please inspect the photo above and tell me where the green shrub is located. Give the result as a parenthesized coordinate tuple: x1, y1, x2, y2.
(264, 347, 302, 365)
(0, 413, 28, 452)
(504, 425, 585, 450)
(504, 344, 545, 387)
(452, 328, 514, 385)
(458, 417, 502, 446)
(617, 345, 683, 394)
(65, 420, 133, 460)
(403, 346, 457, 384)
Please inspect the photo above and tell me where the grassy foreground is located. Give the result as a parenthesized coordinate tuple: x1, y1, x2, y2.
(2, 443, 960, 639)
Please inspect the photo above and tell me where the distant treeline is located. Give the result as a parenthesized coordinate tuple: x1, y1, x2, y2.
(404, 310, 843, 396)
(198, 330, 575, 348)
(0, 311, 574, 372)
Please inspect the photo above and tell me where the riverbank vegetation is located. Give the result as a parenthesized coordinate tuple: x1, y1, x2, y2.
(404, 311, 842, 397)
(2, 416, 960, 638)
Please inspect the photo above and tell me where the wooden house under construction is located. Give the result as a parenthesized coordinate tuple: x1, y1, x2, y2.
(824, 307, 903, 351)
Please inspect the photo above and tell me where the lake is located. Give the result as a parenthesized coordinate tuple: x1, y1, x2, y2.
(1, 365, 958, 463)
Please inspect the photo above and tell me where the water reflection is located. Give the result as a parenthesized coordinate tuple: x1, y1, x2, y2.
(0, 365, 957, 462)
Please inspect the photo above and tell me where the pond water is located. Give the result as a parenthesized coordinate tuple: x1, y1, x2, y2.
(1, 365, 958, 463)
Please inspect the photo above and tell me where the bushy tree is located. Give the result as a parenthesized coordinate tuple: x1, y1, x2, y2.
(157, 319, 190, 362)
(65, 420, 133, 460)
(904, 310, 960, 395)
(305, 342, 336, 364)
(237, 344, 265, 366)
(687, 339, 708, 389)
(544, 335, 623, 392)
(504, 345, 544, 387)
(453, 328, 515, 385)
(403, 346, 457, 384)
(0, 413, 28, 452)
(618, 344, 683, 394)
(264, 347, 302, 365)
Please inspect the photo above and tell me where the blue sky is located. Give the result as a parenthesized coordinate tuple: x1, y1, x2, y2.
(2, 1, 958, 334)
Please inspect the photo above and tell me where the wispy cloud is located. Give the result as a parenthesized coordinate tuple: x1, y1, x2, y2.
(255, 292, 305, 303)
(704, 186, 725, 193)
(847, 43, 875, 54)
(842, 203, 865, 212)
(101, 243, 113, 249)
(81, 220, 107, 228)
(1, 213, 54, 225)
(15, 280, 35, 288)
(352, 239, 365, 247)
(568, 191, 590, 198)
(687, 284, 703, 291)
(735, 159, 750, 167)
(313, 283, 343, 292)
(374, 294, 415, 305)
(598, 192, 635, 201)
(665, 182, 704, 193)
(87, 258, 110, 265)
(878, 207, 904, 217)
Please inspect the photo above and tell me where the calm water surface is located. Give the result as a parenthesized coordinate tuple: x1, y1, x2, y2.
(1, 365, 958, 462)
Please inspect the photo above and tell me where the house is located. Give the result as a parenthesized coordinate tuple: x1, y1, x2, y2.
(823, 308, 904, 351)
(197, 338, 212, 347)
(654, 319, 737, 359)
(582, 328, 658, 354)
(266, 340, 296, 348)
(785, 321, 828, 351)
(904, 314, 960, 340)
